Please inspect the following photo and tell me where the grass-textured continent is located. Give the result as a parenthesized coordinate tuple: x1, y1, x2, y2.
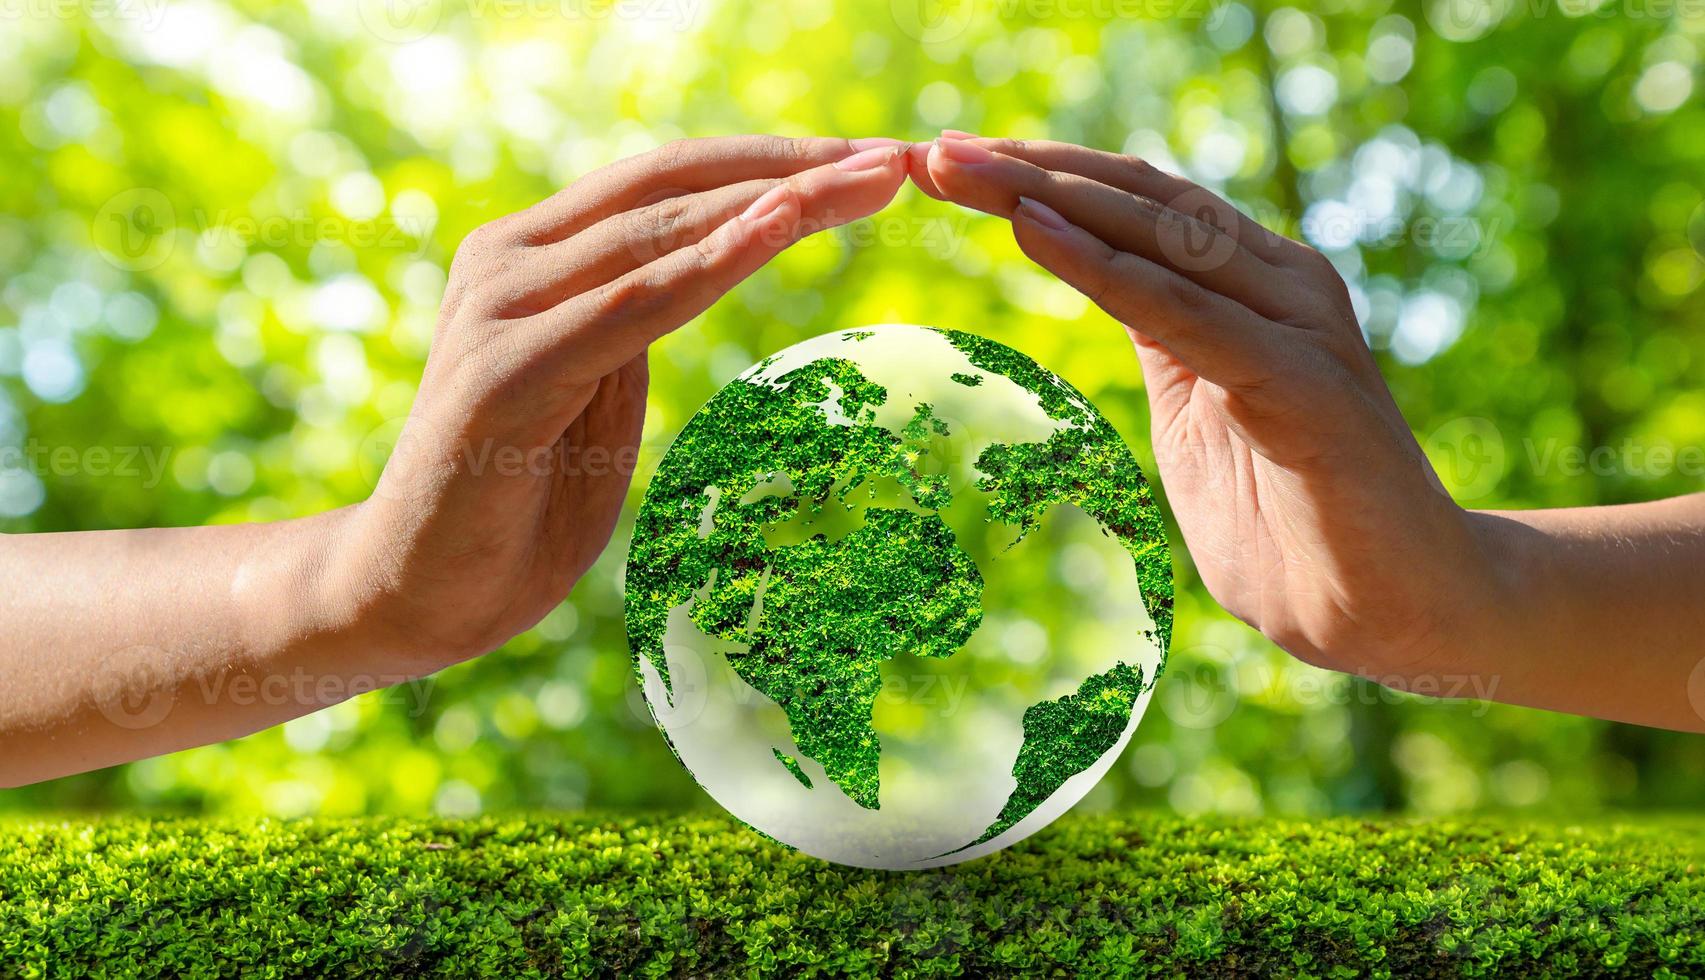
(772, 750, 812, 789)
(965, 661, 1146, 847)
(5, 814, 1701, 978)
(626, 352, 979, 807)
(627, 356, 900, 697)
(726, 507, 982, 809)
(943, 328, 1174, 648)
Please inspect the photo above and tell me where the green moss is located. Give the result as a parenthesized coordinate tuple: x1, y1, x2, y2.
(965, 662, 1145, 847)
(4, 815, 1701, 978)
(948, 372, 982, 387)
(942, 328, 1173, 647)
(773, 750, 813, 789)
(726, 507, 982, 809)
(976, 428, 1172, 646)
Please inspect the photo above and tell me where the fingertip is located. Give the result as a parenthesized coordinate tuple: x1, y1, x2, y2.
(878, 144, 913, 183)
(829, 145, 889, 172)
(905, 142, 947, 199)
(848, 137, 908, 152)
(925, 139, 996, 207)
(924, 139, 954, 186)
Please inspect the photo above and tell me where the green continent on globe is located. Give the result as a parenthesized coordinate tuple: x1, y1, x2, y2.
(626, 327, 1172, 839)
(942, 329, 1173, 646)
(966, 661, 1147, 848)
(626, 354, 980, 809)
(772, 749, 812, 789)
(724, 507, 982, 809)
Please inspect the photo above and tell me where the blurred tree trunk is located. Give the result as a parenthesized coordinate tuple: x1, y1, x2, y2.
(1345, 680, 1406, 811)
(1256, 20, 1404, 812)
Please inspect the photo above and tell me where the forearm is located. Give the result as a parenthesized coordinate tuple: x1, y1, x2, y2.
(0, 506, 393, 786)
(1465, 493, 1705, 732)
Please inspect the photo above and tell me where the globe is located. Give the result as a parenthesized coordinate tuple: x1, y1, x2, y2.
(625, 325, 1173, 869)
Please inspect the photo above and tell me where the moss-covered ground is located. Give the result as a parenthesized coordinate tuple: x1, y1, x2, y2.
(3, 813, 1701, 978)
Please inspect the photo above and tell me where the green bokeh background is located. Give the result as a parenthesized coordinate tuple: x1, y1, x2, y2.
(1, 0, 1702, 819)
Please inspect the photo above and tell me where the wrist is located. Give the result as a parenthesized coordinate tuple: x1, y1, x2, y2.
(231, 505, 401, 679)
(316, 495, 528, 677)
(1335, 497, 1512, 690)
(1430, 508, 1545, 698)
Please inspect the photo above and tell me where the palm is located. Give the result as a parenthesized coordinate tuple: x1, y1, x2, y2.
(1137, 344, 1290, 627)
(1134, 336, 1445, 665)
(365, 359, 646, 662)
(540, 358, 648, 588)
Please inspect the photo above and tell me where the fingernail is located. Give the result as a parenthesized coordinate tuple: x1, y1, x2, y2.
(741, 184, 791, 223)
(849, 137, 906, 151)
(834, 145, 902, 171)
(940, 129, 980, 140)
(1017, 196, 1071, 231)
(933, 137, 994, 166)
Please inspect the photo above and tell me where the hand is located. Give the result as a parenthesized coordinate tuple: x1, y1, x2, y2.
(0, 136, 916, 786)
(911, 135, 1493, 680)
(336, 136, 911, 670)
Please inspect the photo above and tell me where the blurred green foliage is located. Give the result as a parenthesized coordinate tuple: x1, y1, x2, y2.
(1, 0, 1702, 819)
